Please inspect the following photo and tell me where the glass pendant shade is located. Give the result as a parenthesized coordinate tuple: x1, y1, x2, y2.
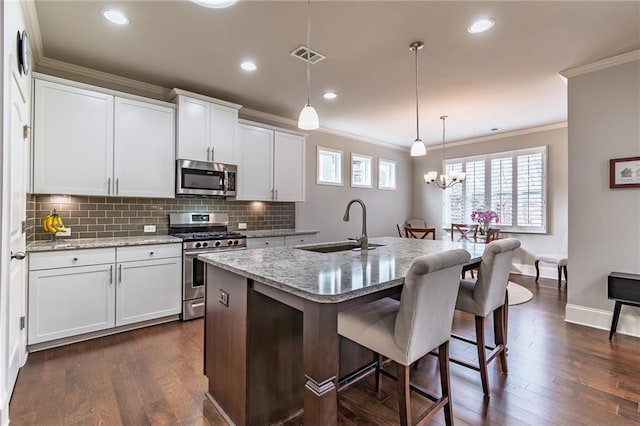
(410, 139, 427, 156)
(298, 104, 319, 130)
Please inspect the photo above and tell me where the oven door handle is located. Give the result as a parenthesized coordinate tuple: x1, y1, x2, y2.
(184, 248, 246, 257)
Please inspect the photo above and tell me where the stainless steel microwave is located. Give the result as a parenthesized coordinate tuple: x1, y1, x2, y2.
(176, 159, 237, 197)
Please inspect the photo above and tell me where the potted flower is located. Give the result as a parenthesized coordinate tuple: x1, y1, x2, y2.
(470, 210, 500, 235)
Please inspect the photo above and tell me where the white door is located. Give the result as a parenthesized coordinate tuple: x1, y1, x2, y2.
(33, 79, 114, 195)
(210, 104, 237, 165)
(116, 258, 181, 326)
(236, 124, 274, 201)
(5, 69, 28, 389)
(176, 96, 210, 161)
(274, 131, 305, 202)
(114, 97, 175, 198)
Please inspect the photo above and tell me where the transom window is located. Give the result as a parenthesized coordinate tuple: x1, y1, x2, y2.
(443, 146, 547, 233)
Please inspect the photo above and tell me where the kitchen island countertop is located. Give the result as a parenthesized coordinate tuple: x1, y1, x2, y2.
(198, 236, 484, 303)
(27, 235, 183, 252)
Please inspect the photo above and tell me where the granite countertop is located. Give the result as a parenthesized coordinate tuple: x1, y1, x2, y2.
(241, 229, 319, 238)
(199, 236, 486, 303)
(27, 235, 183, 252)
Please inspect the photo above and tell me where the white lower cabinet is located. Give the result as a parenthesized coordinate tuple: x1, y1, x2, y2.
(28, 243, 181, 346)
(284, 234, 317, 246)
(116, 257, 181, 326)
(246, 233, 317, 249)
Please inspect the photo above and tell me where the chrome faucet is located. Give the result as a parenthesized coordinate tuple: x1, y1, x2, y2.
(343, 199, 369, 251)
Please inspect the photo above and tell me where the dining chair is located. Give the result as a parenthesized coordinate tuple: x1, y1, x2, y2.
(338, 249, 471, 426)
(485, 228, 502, 243)
(534, 231, 568, 287)
(404, 225, 436, 240)
(405, 218, 427, 228)
(396, 224, 406, 237)
(451, 223, 479, 241)
(452, 238, 521, 397)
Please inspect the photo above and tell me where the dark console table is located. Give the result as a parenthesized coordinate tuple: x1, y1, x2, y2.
(608, 272, 640, 340)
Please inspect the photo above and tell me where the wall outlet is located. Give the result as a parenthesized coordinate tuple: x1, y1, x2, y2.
(219, 289, 229, 307)
(144, 225, 156, 233)
(57, 227, 71, 237)
(238, 222, 247, 230)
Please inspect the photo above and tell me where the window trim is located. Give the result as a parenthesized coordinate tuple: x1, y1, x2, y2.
(351, 152, 374, 188)
(378, 158, 397, 190)
(316, 146, 344, 186)
(444, 145, 548, 234)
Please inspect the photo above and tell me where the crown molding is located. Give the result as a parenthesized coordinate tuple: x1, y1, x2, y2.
(21, 0, 44, 63)
(240, 107, 410, 153)
(560, 50, 640, 78)
(426, 122, 567, 152)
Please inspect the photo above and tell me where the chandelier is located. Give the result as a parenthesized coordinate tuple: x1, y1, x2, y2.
(424, 115, 466, 189)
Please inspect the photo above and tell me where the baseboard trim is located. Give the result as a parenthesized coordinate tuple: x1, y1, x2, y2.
(565, 304, 640, 338)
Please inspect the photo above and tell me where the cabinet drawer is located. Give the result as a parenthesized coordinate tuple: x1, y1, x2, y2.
(116, 243, 182, 262)
(246, 237, 285, 249)
(284, 234, 317, 246)
(29, 248, 115, 271)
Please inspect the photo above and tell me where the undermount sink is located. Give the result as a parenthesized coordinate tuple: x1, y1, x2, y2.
(297, 243, 384, 253)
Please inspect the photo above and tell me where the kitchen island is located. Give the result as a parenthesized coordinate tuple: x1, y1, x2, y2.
(199, 237, 485, 425)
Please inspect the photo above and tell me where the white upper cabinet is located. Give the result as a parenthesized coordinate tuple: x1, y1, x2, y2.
(236, 121, 306, 202)
(236, 124, 274, 201)
(173, 89, 241, 165)
(274, 131, 305, 202)
(114, 97, 175, 198)
(33, 79, 114, 195)
(32, 75, 175, 198)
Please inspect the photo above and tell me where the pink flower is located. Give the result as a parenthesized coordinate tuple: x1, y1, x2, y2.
(470, 210, 500, 228)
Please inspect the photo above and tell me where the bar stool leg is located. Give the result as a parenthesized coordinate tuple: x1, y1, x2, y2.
(475, 315, 490, 396)
(397, 363, 411, 426)
(438, 341, 454, 426)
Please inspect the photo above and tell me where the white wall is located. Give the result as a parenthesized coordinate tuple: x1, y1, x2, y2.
(296, 132, 412, 243)
(411, 126, 568, 277)
(566, 56, 640, 336)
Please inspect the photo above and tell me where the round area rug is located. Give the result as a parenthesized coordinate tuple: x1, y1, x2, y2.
(507, 282, 534, 305)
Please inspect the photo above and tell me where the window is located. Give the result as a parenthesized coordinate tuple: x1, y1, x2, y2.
(351, 153, 373, 188)
(378, 159, 396, 190)
(317, 147, 343, 186)
(443, 146, 547, 233)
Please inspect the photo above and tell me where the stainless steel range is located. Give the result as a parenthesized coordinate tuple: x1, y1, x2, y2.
(168, 212, 246, 320)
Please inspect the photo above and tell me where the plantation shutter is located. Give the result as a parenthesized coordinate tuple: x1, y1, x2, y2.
(490, 157, 513, 226)
(464, 160, 485, 221)
(516, 151, 545, 231)
(444, 162, 464, 223)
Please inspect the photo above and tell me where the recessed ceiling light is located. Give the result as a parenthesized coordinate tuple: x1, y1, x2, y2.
(190, 0, 238, 9)
(240, 61, 257, 71)
(467, 18, 495, 34)
(322, 91, 338, 100)
(102, 10, 129, 25)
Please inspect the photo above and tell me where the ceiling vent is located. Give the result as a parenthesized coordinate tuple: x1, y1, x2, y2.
(290, 45, 326, 64)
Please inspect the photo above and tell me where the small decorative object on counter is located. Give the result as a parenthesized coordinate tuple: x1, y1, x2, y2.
(41, 209, 66, 240)
(470, 210, 499, 235)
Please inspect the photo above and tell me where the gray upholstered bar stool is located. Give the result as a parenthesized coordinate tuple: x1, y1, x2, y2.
(338, 249, 471, 426)
(452, 238, 521, 397)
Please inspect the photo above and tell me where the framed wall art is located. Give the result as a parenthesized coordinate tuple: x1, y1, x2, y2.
(610, 156, 640, 189)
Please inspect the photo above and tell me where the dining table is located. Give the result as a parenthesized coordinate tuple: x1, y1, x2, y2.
(198, 236, 486, 425)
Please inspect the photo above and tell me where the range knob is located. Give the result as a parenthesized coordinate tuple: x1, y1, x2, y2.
(214, 241, 221, 247)
(195, 242, 202, 248)
(227, 240, 234, 246)
(233, 240, 239, 245)
(202, 242, 208, 248)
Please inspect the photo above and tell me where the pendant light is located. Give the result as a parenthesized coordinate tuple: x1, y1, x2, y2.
(409, 41, 426, 157)
(424, 115, 466, 188)
(298, 0, 319, 130)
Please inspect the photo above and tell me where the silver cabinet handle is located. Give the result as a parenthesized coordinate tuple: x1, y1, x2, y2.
(275, 189, 278, 200)
(211, 146, 214, 162)
(206, 147, 210, 161)
(116, 178, 119, 195)
(118, 264, 122, 284)
(109, 265, 113, 284)
(265, 242, 269, 245)
(191, 302, 205, 308)
(271, 189, 275, 200)
(107, 178, 111, 194)
(72, 257, 78, 262)
(10, 251, 26, 260)
(149, 251, 154, 256)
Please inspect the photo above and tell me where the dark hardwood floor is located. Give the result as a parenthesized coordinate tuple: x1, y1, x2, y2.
(10, 275, 640, 425)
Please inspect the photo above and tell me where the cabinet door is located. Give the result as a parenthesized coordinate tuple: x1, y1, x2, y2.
(284, 234, 317, 246)
(28, 264, 115, 344)
(246, 236, 285, 249)
(176, 95, 210, 161)
(210, 104, 238, 165)
(114, 97, 175, 198)
(33, 79, 113, 195)
(274, 131, 305, 202)
(116, 257, 181, 326)
(236, 124, 274, 201)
